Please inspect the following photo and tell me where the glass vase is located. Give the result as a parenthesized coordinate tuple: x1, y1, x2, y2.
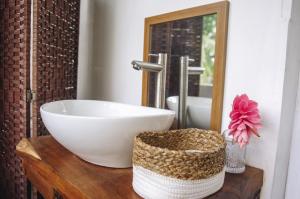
(223, 130, 246, 173)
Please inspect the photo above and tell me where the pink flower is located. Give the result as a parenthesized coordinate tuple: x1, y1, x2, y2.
(228, 94, 262, 148)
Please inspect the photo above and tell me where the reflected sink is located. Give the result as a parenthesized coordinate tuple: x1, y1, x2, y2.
(166, 96, 212, 129)
(40, 100, 175, 168)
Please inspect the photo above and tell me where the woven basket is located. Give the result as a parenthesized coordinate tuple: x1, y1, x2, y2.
(132, 128, 226, 199)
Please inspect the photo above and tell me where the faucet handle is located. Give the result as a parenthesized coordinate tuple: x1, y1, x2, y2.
(148, 53, 168, 57)
(148, 53, 159, 57)
(148, 54, 168, 68)
(186, 56, 195, 62)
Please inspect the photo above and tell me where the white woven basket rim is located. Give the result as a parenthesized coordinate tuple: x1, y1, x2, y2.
(133, 166, 225, 199)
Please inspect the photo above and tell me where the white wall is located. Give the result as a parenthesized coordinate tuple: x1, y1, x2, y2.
(77, 0, 95, 99)
(272, 0, 300, 197)
(78, 0, 295, 198)
(284, 0, 300, 197)
(285, 78, 300, 199)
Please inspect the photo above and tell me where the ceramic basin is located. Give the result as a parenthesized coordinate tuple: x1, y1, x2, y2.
(40, 100, 175, 168)
(166, 96, 212, 129)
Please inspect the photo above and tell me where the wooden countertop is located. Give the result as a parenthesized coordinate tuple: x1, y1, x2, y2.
(16, 136, 263, 199)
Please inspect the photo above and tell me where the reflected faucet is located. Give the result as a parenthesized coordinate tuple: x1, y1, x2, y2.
(132, 53, 168, 109)
(178, 56, 205, 128)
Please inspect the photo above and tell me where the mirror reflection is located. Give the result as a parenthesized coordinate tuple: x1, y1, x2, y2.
(147, 14, 217, 129)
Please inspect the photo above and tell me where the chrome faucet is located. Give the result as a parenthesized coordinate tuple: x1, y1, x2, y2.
(178, 56, 205, 128)
(132, 53, 168, 109)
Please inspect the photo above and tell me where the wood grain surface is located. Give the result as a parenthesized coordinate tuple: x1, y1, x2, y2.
(17, 136, 263, 199)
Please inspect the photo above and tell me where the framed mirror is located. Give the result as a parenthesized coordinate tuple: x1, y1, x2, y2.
(142, 1, 229, 132)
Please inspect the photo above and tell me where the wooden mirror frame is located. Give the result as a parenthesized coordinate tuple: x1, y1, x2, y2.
(141, 1, 229, 132)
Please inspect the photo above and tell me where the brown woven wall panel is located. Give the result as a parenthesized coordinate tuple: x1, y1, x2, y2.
(32, 0, 80, 136)
(0, 0, 31, 198)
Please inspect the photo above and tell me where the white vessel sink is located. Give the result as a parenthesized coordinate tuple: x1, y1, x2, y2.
(166, 96, 212, 129)
(40, 100, 175, 168)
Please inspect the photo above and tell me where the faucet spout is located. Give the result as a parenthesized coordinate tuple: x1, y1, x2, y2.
(131, 60, 164, 73)
(131, 53, 168, 109)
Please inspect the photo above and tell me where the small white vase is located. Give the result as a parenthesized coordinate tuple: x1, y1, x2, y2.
(222, 130, 246, 173)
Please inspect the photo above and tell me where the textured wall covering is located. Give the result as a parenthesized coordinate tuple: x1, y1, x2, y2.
(0, 0, 31, 198)
(32, 0, 80, 136)
(0, 0, 80, 198)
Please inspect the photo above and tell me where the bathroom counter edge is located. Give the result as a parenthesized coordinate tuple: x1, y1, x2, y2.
(16, 136, 263, 199)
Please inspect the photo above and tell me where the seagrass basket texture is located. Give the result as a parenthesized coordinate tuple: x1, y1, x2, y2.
(132, 128, 226, 199)
(133, 128, 226, 180)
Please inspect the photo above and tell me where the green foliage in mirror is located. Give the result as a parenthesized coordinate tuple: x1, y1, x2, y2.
(201, 14, 217, 86)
